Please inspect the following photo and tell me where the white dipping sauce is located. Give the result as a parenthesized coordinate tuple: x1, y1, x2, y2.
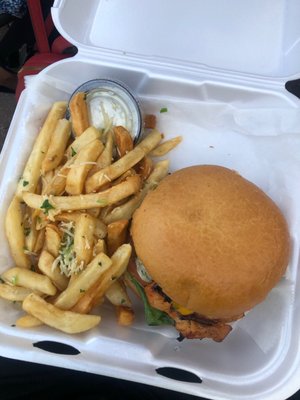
(86, 87, 138, 138)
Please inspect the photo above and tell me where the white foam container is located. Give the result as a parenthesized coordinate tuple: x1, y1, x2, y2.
(1, 1, 300, 399)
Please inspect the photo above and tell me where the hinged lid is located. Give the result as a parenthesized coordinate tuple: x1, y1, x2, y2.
(52, 0, 300, 82)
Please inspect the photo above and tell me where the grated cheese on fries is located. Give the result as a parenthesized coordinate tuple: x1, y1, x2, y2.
(1, 97, 182, 334)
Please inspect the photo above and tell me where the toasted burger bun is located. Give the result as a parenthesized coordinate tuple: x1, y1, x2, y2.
(131, 165, 290, 320)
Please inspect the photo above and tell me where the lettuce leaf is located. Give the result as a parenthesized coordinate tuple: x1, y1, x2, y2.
(129, 274, 174, 326)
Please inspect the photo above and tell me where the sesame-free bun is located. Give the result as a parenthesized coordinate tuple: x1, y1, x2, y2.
(131, 165, 290, 319)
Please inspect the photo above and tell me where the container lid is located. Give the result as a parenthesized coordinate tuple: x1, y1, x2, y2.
(52, 0, 300, 80)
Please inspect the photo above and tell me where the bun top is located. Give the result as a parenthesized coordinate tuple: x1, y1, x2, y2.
(131, 165, 290, 319)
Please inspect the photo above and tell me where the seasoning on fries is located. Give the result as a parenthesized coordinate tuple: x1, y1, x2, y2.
(0, 96, 182, 335)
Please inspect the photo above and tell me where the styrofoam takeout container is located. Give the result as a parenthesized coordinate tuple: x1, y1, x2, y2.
(1, 1, 300, 399)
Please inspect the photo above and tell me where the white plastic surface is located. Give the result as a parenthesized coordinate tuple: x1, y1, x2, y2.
(0, 1, 300, 400)
(52, 0, 300, 79)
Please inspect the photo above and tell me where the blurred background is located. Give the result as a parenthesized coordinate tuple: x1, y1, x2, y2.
(0, 90, 14, 149)
(0, 0, 76, 148)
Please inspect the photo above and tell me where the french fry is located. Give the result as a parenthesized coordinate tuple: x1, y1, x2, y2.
(38, 250, 69, 291)
(107, 220, 129, 256)
(44, 224, 61, 258)
(85, 129, 162, 193)
(42, 165, 69, 196)
(56, 212, 107, 239)
(2, 91, 184, 336)
(34, 210, 48, 230)
(93, 239, 107, 256)
(96, 129, 114, 169)
(91, 244, 132, 307)
(54, 252, 112, 310)
(41, 119, 71, 174)
(38, 125, 90, 196)
(149, 136, 182, 157)
(24, 208, 38, 253)
(16, 101, 67, 199)
(16, 314, 42, 328)
(115, 305, 135, 326)
(73, 213, 96, 266)
(103, 160, 169, 224)
(98, 173, 136, 221)
(87, 207, 101, 218)
(22, 293, 101, 334)
(144, 114, 156, 129)
(111, 168, 136, 186)
(102, 197, 142, 225)
(65, 139, 104, 195)
(0, 283, 33, 302)
(66, 126, 101, 158)
(41, 170, 54, 194)
(55, 211, 81, 223)
(35, 177, 43, 195)
(33, 228, 45, 254)
(72, 244, 132, 314)
(5, 196, 30, 269)
(134, 156, 153, 180)
(23, 175, 141, 211)
(114, 126, 133, 157)
(105, 280, 132, 307)
(1, 267, 57, 296)
(69, 92, 90, 137)
(99, 205, 114, 225)
(88, 130, 114, 179)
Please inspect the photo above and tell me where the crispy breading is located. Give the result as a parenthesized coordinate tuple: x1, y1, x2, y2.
(144, 282, 232, 342)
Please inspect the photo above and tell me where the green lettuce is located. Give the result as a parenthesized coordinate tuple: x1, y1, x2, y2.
(129, 274, 174, 326)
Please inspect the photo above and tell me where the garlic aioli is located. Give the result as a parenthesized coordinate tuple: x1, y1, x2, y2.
(68, 79, 142, 142)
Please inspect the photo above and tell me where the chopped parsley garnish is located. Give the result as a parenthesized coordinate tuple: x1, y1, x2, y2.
(11, 276, 18, 285)
(98, 262, 102, 267)
(96, 199, 108, 206)
(121, 298, 126, 305)
(160, 107, 168, 113)
(71, 147, 77, 157)
(40, 199, 55, 215)
(23, 180, 29, 187)
(80, 288, 85, 293)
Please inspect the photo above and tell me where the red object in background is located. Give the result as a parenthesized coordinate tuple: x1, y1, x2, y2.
(15, 0, 75, 100)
